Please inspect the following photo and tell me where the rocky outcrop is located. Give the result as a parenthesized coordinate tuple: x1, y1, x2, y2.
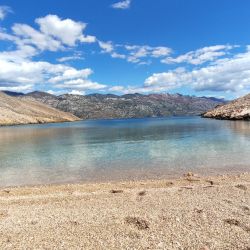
(0, 92, 80, 126)
(202, 93, 250, 120)
(21, 92, 225, 119)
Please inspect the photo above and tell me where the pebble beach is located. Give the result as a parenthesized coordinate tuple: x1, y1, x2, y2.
(0, 173, 249, 249)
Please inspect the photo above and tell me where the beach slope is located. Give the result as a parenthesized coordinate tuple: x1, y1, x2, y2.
(0, 173, 249, 249)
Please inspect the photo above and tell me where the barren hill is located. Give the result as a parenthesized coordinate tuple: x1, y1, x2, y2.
(202, 93, 250, 120)
(0, 92, 80, 126)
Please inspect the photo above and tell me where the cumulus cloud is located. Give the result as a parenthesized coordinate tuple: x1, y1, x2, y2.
(109, 85, 125, 92)
(106, 46, 250, 95)
(36, 15, 96, 46)
(111, 52, 126, 59)
(1, 9, 249, 97)
(56, 79, 106, 91)
(162, 45, 235, 65)
(123, 45, 172, 63)
(111, 0, 131, 9)
(0, 85, 33, 92)
(145, 47, 250, 92)
(12, 23, 63, 51)
(8, 14, 96, 53)
(0, 6, 12, 20)
(0, 57, 106, 93)
(69, 89, 85, 95)
(0, 13, 103, 94)
(98, 40, 114, 53)
(98, 41, 172, 64)
(48, 68, 93, 83)
(0, 45, 38, 62)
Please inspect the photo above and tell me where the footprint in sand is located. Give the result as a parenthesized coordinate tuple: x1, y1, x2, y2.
(241, 206, 250, 215)
(235, 184, 248, 191)
(110, 189, 123, 194)
(224, 219, 250, 232)
(125, 216, 149, 230)
(0, 210, 8, 219)
(138, 190, 146, 196)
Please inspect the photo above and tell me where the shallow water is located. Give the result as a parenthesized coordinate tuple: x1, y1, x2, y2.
(0, 117, 250, 187)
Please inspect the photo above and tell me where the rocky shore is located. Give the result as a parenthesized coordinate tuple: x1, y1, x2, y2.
(0, 173, 249, 249)
(202, 93, 250, 120)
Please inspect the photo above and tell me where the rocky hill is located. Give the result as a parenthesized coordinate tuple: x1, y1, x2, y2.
(0, 92, 80, 126)
(202, 93, 250, 120)
(21, 91, 225, 119)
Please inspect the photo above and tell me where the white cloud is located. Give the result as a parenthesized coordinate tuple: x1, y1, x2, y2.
(46, 89, 65, 96)
(0, 57, 106, 93)
(69, 90, 85, 95)
(162, 45, 235, 65)
(111, 0, 131, 9)
(125, 45, 172, 63)
(8, 14, 95, 53)
(111, 52, 126, 59)
(144, 48, 250, 93)
(109, 85, 125, 92)
(98, 41, 172, 64)
(0, 30, 17, 41)
(106, 46, 250, 95)
(48, 68, 93, 83)
(0, 45, 38, 62)
(1, 10, 249, 97)
(56, 79, 106, 91)
(0, 6, 12, 20)
(57, 55, 84, 62)
(98, 40, 114, 53)
(151, 47, 172, 58)
(36, 15, 96, 46)
(12, 23, 63, 51)
(0, 84, 33, 92)
(0, 14, 104, 94)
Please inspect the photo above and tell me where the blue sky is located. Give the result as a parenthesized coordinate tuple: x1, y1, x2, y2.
(0, 0, 250, 99)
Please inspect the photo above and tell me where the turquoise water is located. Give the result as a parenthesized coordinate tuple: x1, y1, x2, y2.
(0, 117, 250, 187)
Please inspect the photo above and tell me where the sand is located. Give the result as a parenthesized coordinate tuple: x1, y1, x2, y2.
(0, 173, 249, 250)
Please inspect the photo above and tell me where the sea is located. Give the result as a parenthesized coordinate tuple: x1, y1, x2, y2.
(0, 116, 249, 187)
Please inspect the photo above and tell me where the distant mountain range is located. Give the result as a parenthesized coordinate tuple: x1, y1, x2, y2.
(4, 91, 226, 120)
(203, 93, 250, 120)
(0, 92, 79, 126)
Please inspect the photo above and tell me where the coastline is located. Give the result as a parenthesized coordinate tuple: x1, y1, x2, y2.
(0, 119, 82, 128)
(1, 172, 249, 249)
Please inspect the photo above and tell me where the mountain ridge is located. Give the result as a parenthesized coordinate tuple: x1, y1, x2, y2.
(13, 91, 226, 120)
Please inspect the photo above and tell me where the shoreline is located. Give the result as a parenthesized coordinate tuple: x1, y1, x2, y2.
(0, 166, 249, 189)
(1, 172, 249, 249)
(1, 171, 249, 192)
(0, 119, 82, 128)
(0, 171, 249, 196)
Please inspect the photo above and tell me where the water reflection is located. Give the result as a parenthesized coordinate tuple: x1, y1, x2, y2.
(0, 117, 249, 187)
(226, 120, 250, 136)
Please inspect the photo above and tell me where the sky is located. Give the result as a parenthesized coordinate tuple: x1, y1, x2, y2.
(0, 0, 250, 99)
